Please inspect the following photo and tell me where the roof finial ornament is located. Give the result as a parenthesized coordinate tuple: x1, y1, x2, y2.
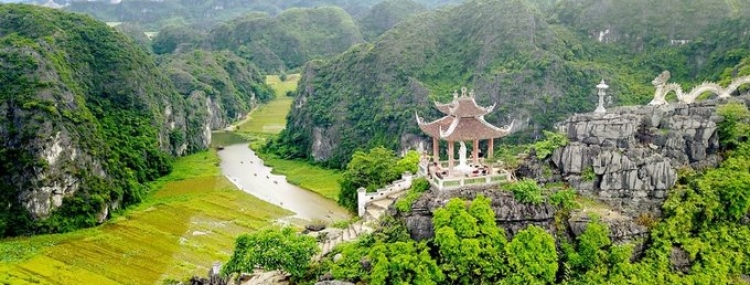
(453, 90, 459, 99)
(469, 89, 475, 97)
(461, 87, 468, 97)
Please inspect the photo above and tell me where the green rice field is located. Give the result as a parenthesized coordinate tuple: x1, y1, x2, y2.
(0, 151, 291, 285)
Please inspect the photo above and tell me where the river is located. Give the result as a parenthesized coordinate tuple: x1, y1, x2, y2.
(217, 143, 350, 222)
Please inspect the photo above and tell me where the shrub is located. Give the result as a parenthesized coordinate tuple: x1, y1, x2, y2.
(550, 189, 579, 210)
(581, 166, 596, 182)
(506, 178, 544, 204)
(222, 227, 318, 278)
(717, 102, 750, 150)
(533, 131, 569, 159)
(394, 178, 430, 213)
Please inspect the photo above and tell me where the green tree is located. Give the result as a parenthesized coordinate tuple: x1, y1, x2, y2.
(505, 225, 558, 284)
(222, 227, 318, 278)
(338, 146, 401, 212)
(433, 196, 507, 284)
(563, 220, 613, 274)
(394, 150, 420, 174)
(368, 241, 444, 285)
(717, 102, 750, 150)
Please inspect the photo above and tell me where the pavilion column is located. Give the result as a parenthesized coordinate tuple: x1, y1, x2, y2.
(448, 140, 454, 175)
(488, 138, 494, 159)
(472, 139, 479, 165)
(432, 137, 439, 162)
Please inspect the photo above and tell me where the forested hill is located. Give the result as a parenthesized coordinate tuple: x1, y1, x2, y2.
(205, 6, 365, 73)
(0, 5, 271, 237)
(358, 0, 427, 41)
(273, 0, 750, 168)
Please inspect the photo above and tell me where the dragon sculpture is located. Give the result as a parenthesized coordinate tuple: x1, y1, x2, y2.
(648, 70, 750, 105)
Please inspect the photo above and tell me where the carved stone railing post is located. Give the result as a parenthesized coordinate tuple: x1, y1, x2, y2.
(595, 80, 609, 114)
(357, 187, 367, 217)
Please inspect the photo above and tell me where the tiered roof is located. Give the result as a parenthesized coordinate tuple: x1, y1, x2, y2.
(416, 87, 512, 141)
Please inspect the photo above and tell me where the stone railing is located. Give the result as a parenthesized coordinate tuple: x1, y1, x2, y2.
(357, 172, 414, 217)
(426, 171, 511, 191)
(418, 161, 511, 191)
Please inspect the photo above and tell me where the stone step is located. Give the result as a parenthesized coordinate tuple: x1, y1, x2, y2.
(365, 208, 384, 221)
(342, 227, 353, 241)
(350, 222, 361, 235)
(387, 190, 409, 199)
(369, 199, 393, 211)
(359, 225, 374, 235)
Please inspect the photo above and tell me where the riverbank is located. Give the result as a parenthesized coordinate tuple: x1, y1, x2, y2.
(0, 151, 290, 285)
(229, 74, 343, 202)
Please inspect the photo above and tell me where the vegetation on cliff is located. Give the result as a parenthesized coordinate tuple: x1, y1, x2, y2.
(0, 5, 273, 237)
(0, 4, 181, 236)
(161, 50, 274, 128)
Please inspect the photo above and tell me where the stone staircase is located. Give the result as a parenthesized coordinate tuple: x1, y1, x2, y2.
(316, 189, 409, 258)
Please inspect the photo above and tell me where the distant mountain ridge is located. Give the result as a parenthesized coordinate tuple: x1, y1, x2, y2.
(63, 0, 466, 29)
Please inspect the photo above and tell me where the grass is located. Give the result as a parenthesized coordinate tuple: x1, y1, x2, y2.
(0, 151, 291, 285)
(266, 74, 300, 97)
(259, 154, 342, 201)
(233, 74, 299, 136)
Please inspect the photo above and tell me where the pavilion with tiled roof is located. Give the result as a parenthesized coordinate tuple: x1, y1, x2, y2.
(416, 87, 513, 177)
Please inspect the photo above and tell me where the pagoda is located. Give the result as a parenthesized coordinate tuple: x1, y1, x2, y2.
(416, 87, 513, 178)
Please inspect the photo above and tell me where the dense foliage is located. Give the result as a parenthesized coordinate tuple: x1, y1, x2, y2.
(222, 227, 318, 278)
(337, 147, 417, 212)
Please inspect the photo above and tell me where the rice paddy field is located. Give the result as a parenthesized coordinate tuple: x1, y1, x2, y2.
(0, 151, 291, 285)
(234, 74, 343, 201)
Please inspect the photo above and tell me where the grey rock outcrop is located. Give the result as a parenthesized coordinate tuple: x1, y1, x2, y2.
(520, 98, 733, 216)
(403, 186, 557, 240)
(402, 185, 648, 251)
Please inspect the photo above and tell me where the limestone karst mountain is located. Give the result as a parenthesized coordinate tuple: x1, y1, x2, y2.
(358, 0, 427, 40)
(0, 5, 270, 236)
(205, 6, 365, 73)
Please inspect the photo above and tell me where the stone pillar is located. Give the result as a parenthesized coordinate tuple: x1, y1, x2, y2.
(448, 140, 454, 176)
(432, 137, 439, 162)
(488, 138, 494, 159)
(357, 187, 367, 217)
(472, 139, 479, 165)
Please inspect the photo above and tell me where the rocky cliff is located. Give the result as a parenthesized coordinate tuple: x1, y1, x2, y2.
(401, 186, 649, 255)
(518, 97, 740, 217)
(0, 5, 266, 236)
